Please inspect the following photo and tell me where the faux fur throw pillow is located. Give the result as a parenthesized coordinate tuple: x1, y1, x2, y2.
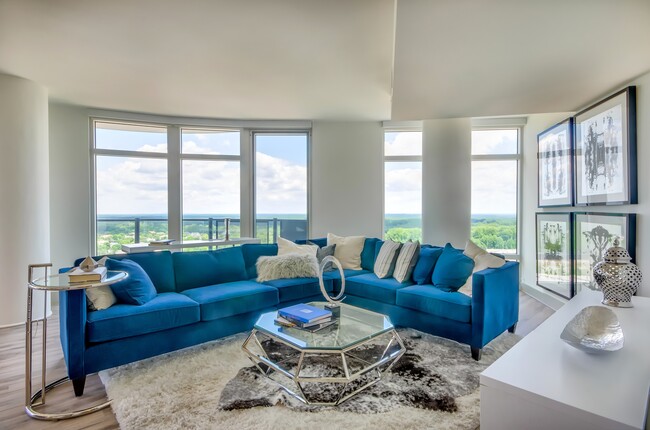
(256, 254, 319, 282)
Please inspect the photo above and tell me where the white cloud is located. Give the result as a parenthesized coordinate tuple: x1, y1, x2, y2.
(96, 158, 168, 214)
(385, 166, 422, 214)
(96, 151, 308, 216)
(385, 132, 422, 156)
(256, 152, 307, 214)
(471, 130, 517, 154)
(471, 161, 517, 214)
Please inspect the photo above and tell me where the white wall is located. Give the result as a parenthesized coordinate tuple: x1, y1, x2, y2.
(521, 70, 650, 303)
(310, 122, 384, 238)
(0, 74, 50, 326)
(422, 118, 472, 247)
(49, 104, 92, 272)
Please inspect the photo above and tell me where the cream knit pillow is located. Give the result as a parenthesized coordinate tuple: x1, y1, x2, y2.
(326, 233, 365, 270)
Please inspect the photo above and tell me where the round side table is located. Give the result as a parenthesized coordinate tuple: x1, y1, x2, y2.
(25, 264, 127, 420)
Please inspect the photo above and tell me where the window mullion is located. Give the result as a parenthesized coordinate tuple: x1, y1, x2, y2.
(168, 126, 182, 242)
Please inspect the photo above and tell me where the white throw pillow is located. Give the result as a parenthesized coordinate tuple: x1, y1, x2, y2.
(374, 240, 402, 279)
(459, 240, 506, 297)
(393, 240, 420, 283)
(327, 233, 365, 270)
(277, 236, 318, 256)
(84, 256, 116, 310)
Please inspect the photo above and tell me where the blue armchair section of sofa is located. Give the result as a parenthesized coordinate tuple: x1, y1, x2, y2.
(60, 238, 519, 396)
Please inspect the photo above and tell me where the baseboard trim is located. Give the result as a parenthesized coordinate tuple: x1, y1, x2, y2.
(521, 282, 566, 311)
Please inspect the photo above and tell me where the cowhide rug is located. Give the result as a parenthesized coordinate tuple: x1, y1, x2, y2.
(100, 329, 519, 430)
(220, 328, 518, 414)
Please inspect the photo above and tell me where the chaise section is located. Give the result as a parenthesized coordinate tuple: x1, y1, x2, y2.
(86, 293, 200, 343)
(396, 285, 471, 323)
(182, 281, 279, 321)
(263, 277, 333, 303)
(345, 273, 412, 305)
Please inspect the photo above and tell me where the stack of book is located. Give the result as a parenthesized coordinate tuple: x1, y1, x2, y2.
(67, 266, 108, 284)
(276, 303, 334, 330)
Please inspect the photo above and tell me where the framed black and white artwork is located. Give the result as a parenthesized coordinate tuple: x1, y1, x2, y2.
(573, 212, 636, 294)
(574, 86, 637, 205)
(536, 212, 573, 299)
(538, 118, 573, 207)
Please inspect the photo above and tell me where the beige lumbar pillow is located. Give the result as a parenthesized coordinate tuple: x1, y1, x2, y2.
(327, 233, 365, 270)
(459, 240, 506, 297)
(277, 236, 318, 257)
(84, 256, 117, 311)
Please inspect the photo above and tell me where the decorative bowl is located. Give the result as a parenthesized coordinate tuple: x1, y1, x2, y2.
(560, 306, 624, 354)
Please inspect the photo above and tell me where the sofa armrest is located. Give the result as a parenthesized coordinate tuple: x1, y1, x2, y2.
(59, 290, 87, 379)
(470, 261, 519, 348)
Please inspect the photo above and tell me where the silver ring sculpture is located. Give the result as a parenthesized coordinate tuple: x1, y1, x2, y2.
(318, 255, 345, 303)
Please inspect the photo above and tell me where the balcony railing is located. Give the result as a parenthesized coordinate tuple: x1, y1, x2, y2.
(96, 216, 308, 254)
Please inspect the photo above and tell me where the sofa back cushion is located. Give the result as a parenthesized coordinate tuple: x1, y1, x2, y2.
(75, 251, 176, 293)
(295, 237, 327, 247)
(172, 247, 248, 292)
(412, 246, 443, 285)
(361, 238, 380, 271)
(241, 244, 278, 279)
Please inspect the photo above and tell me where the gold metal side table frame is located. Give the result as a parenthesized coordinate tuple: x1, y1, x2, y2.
(25, 264, 127, 420)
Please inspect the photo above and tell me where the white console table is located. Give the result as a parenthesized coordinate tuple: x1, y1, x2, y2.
(481, 289, 650, 430)
(121, 237, 261, 253)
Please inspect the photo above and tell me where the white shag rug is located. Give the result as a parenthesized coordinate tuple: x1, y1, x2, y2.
(99, 330, 518, 430)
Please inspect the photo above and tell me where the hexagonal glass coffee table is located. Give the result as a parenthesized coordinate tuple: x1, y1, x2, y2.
(241, 302, 406, 406)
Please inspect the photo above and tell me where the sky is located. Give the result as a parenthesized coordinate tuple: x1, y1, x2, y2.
(96, 126, 307, 215)
(95, 126, 517, 217)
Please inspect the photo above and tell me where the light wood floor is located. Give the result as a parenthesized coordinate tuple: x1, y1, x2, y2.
(0, 291, 554, 430)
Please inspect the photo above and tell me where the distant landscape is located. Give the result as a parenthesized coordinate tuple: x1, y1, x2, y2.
(96, 213, 516, 254)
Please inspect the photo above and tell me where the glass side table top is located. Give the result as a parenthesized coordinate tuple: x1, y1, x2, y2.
(254, 301, 395, 350)
(28, 270, 128, 291)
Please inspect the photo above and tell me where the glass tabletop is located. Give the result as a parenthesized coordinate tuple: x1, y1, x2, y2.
(29, 271, 128, 291)
(254, 302, 395, 350)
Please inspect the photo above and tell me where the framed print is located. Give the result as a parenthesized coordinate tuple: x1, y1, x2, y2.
(574, 86, 637, 205)
(573, 212, 636, 294)
(538, 118, 573, 207)
(536, 212, 573, 299)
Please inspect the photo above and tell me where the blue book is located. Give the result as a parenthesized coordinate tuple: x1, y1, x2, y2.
(278, 303, 332, 324)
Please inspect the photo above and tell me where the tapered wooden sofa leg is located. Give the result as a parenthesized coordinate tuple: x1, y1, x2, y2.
(72, 376, 86, 397)
(508, 323, 518, 333)
(471, 347, 482, 361)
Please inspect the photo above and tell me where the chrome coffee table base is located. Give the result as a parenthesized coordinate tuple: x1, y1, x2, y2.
(242, 328, 406, 406)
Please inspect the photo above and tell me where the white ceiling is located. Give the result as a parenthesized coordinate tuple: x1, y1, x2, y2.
(1, 0, 649, 121)
(392, 0, 650, 120)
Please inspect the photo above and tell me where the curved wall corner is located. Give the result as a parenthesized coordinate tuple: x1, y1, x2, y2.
(0, 73, 51, 326)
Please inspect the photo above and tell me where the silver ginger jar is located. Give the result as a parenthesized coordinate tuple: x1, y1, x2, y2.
(593, 238, 642, 308)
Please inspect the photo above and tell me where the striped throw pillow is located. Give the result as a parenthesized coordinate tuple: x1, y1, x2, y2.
(393, 240, 421, 283)
(374, 240, 402, 279)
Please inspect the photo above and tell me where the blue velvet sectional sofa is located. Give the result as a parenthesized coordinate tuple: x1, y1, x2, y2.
(60, 238, 519, 396)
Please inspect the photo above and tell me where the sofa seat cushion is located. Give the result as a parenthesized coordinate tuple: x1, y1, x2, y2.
(322, 269, 369, 281)
(263, 277, 333, 303)
(344, 273, 412, 305)
(86, 293, 200, 343)
(396, 285, 471, 323)
(182, 281, 279, 321)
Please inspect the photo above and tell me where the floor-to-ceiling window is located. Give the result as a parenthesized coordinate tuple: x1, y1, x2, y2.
(253, 132, 309, 243)
(91, 116, 309, 253)
(181, 128, 241, 241)
(383, 130, 422, 242)
(94, 121, 169, 254)
(470, 128, 521, 257)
